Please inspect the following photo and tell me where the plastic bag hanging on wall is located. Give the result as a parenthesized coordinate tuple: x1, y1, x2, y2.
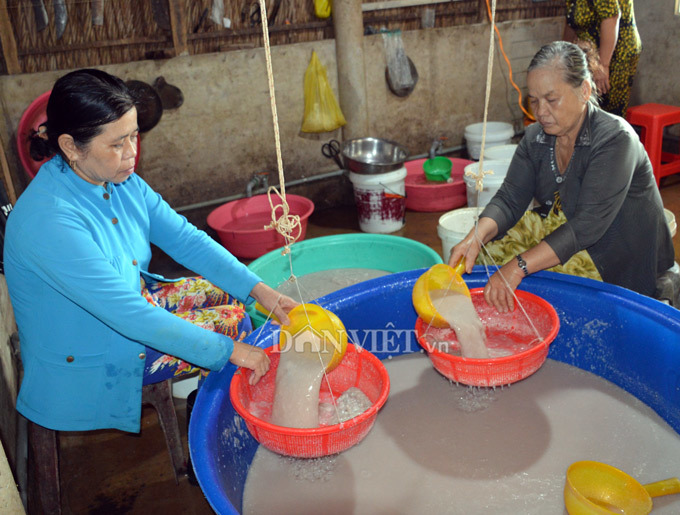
(382, 30, 418, 97)
(314, 0, 331, 19)
(301, 51, 347, 133)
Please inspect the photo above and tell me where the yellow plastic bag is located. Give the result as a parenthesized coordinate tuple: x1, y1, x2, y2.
(314, 0, 331, 19)
(301, 51, 347, 133)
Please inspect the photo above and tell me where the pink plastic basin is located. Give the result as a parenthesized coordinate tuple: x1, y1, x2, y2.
(404, 157, 471, 212)
(207, 194, 315, 259)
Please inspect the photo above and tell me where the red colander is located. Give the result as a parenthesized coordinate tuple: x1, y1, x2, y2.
(415, 288, 559, 387)
(230, 343, 390, 458)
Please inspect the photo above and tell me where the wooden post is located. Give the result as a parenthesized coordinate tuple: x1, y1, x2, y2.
(167, 0, 189, 57)
(477, 0, 487, 23)
(333, 0, 369, 139)
(0, 138, 17, 205)
(0, 0, 21, 74)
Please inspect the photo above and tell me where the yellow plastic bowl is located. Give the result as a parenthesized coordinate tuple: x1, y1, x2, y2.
(412, 263, 470, 328)
(278, 303, 348, 372)
(564, 461, 680, 515)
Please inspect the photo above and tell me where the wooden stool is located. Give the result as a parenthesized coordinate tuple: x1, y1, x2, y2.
(626, 103, 680, 186)
(28, 379, 186, 514)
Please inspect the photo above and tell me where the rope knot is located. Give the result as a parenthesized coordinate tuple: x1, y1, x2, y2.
(263, 186, 302, 255)
(464, 164, 494, 192)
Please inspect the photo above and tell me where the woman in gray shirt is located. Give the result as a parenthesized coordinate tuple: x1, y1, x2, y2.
(450, 41, 674, 312)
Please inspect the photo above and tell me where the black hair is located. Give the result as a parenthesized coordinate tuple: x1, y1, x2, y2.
(29, 68, 135, 161)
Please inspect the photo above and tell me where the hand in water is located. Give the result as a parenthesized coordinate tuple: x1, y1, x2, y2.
(230, 332, 270, 385)
(484, 262, 524, 313)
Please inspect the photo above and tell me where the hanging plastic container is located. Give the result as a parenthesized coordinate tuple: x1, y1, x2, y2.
(349, 167, 407, 233)
(415, 288, 560, 387)
(229, 343, 390, 458)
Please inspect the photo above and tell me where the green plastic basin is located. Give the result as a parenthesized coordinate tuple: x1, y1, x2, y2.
(246, 233, 442, 326)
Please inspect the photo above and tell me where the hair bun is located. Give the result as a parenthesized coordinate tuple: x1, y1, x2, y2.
(28, 129, 54, 161)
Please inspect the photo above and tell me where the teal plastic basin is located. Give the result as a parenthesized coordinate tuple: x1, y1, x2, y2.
(246, 233, 442, 326)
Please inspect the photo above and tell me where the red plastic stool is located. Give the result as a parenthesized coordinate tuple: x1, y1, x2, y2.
(626, 103, 680, 186)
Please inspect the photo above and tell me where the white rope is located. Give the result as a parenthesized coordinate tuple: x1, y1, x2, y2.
(256, 0, 341, 422)
(257, 0, 300, 256)
(464, 0, 497, 194)
(424, 0, 544, 348)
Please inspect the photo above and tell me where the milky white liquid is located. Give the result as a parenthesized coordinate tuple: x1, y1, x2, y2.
(276, 268, 390, 300)
(270, 334, 372, 428)
(430, 289, 489, 358)
(243, 354, 680, 514)
(270, 347, 326, 428)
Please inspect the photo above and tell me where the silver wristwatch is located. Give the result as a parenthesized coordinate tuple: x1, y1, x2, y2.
(516, 254, 529, 277)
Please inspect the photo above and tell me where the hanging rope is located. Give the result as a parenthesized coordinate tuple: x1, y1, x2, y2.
(464, 0, 497, 194)
(257, 0, 300, 255)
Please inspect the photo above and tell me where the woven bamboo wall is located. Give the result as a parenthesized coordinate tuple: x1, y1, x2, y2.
(1, 0, 564, 74)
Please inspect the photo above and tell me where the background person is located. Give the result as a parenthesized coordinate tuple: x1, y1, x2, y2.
(563, 0, 641, 117)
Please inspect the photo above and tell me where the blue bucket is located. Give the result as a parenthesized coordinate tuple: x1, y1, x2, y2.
(189, 268, 680, 514)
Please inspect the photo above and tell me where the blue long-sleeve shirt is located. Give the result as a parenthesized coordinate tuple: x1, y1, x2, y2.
(4, 155, 262, 432)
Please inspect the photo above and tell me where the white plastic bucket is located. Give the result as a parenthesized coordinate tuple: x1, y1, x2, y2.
(437, 207, 480, 260)
(464, 122, 514, 160)
(349, 167, 407, 233)
(172, 374, 199, 399)
(464, 160, 510, 208)
(484, 144, 518, 162)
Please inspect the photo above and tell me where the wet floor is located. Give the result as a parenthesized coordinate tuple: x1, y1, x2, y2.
(55, 174, 680, 514)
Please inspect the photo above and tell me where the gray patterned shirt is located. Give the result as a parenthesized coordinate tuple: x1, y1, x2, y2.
(481, 103, 674, 296)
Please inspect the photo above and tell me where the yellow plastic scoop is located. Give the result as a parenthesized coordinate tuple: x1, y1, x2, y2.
(565, 461, 680, 515)
(278, 303, 348, 372)
(412, 261, 470, 328)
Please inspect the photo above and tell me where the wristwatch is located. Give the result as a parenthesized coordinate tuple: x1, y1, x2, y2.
(516, 254, 529, 277)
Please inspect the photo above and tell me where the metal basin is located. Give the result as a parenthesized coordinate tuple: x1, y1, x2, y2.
(341, 137, 409, 174)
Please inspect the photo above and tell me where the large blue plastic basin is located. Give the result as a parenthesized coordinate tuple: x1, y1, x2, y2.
(189, 268, 680, 514)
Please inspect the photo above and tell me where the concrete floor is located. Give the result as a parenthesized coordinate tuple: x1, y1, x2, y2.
(54, 175, 680, 514)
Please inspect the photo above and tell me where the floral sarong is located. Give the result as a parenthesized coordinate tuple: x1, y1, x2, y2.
(478, 206, 603, 281)
(141, 276, 252, 386)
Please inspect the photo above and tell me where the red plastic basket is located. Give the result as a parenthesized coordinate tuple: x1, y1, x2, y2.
(415, 288, 559, 387)
(230, 343, 390, 458)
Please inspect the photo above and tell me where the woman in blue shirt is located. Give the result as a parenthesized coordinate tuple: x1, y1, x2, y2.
(5, 69, 297, 433)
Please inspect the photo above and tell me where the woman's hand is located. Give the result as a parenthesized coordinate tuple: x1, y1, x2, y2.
(250, 282, 298, 326)
(229, 334, 270, 385)
(484, 242, 560, 312)
(593, 65, 610, 95)
(448, 233, 482, 273)
(448, 217, 499, 273)
(484, 260, 524, 313)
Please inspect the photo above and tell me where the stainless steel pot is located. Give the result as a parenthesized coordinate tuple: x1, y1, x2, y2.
(341, 137, 409, 174)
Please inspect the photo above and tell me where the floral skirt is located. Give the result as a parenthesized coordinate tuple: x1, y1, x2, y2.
(478, 209, 603, 281)
(141, 276, 252, 386)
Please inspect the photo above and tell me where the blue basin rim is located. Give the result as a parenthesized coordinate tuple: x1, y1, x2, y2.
(189, 267, 680, 514)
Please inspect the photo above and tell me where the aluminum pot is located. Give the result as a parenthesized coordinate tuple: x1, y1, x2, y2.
(341, 137, 409, 174)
